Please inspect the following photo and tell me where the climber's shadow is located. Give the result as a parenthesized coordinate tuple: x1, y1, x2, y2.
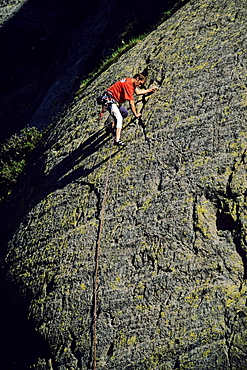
(34, 126, 115, 195)
(51, 127, 110, 185)
(0, 125, 123, 245)
(52, 123, 125, 189)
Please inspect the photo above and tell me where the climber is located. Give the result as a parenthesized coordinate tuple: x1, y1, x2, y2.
(99, 73, 158, 146)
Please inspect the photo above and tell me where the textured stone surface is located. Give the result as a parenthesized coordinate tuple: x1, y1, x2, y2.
(1, 0, 247, 369)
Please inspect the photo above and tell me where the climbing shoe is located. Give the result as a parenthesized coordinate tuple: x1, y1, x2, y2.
(114, 139, 126, 146)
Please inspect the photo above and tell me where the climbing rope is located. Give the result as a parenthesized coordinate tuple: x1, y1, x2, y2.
(93, 142, 113, 370)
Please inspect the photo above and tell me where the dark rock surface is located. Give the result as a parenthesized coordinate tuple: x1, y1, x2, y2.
(1, 0, 247, 369)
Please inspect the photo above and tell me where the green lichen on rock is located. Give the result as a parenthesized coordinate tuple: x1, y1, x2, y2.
(1, 0, 247, 369)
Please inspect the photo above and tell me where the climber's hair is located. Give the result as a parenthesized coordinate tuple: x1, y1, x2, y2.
(133, 73, 146, 81)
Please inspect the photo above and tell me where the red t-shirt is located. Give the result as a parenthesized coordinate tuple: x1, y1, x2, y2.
(107, 78, 135, 103)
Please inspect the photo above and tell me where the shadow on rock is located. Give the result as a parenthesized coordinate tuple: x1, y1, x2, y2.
(0, 126, 121, 250)
(0, 275, 52, 369)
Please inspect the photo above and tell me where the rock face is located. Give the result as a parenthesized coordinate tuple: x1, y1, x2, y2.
(1, 0, 247, 369)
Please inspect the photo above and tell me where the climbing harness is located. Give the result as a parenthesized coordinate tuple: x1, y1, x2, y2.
(97, 91, 116, 120)
(92, 142, 113, 370)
